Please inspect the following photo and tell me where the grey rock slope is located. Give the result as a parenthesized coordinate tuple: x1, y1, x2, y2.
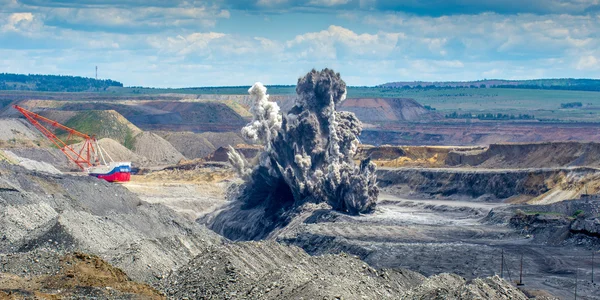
(163, 241, 529, 300)
(0, 163, 221, 284)
(0, 162, 540, 299)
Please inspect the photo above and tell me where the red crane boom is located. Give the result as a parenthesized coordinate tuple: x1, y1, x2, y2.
(13, 105, 98, 170)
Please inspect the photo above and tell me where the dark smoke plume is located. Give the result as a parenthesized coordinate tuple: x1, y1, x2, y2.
(209, 69, 378, 240)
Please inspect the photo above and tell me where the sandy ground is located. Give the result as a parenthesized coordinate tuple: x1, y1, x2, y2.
(123, 180, 228, 221)
(122, 167, 236, 221)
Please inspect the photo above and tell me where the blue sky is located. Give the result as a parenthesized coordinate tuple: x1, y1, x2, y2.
(1, 0, 599, 87)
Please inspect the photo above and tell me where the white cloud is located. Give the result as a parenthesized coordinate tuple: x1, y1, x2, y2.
(1, 12, 34, 32)
(286, 25, 400, 59)
(148, 32, 226, 56)
(147, 32, 284, 60)
(576, 55, 599, 70)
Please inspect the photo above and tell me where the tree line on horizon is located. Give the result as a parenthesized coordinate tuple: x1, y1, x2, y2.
(445, 111, 535, 121)
(381, 78, 600, 92)
(0, 73, 123, 92)
(2, 72, 600, 93)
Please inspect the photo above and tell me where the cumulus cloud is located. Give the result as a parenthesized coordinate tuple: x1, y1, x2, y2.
(1, 13, 34, 31)
(147, 32, 283, 59)
(0, 12, 46, 37)
(147, 32, 227, 56)
(286, 25, 400, 59)
(576, 55, 600, 70)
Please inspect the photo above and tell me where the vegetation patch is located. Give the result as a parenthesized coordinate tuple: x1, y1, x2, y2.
(56, 110, 139, 149)
(560, 102, 583, 109)
(445, 112, 535, 120)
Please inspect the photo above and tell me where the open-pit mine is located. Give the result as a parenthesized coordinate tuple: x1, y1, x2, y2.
(0, 69, 599, 299)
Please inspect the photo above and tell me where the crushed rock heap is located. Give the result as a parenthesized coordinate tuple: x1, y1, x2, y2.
(210, 69, 378, 240)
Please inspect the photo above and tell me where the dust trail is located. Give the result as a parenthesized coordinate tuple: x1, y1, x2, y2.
(213, 69, 378, 240)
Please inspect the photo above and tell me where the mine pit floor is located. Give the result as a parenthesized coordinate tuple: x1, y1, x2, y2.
(281, 195, 599, 299)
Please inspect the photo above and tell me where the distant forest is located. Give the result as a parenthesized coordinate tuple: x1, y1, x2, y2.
(0, 73, 123, 92)
(445, 112, 535, 120)
(381, 79, 600, 92)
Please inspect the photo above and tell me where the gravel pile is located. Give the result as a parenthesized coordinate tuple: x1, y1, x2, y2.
(3, 150, 62, 174)
(7, 148, 75, 171)
(156, 131, 215, 159)
(162, 241, 529, 299)
(401, 273, 529, 299)
(0, 248, 63, 277)
(0, 163, 222, 284)
(133, 132, 185, 166)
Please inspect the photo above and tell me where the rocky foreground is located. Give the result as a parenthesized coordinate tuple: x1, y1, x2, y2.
(0, 163, 542, 299)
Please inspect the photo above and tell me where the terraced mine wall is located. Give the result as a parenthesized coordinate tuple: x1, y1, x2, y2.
(360, 122, 600, 146)
(447, 141, 600, 168)
(377, 167, 599, 199)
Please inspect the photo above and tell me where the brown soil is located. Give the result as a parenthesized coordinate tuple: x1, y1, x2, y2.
(0, 252, 164, 299)
(356, 145, 481, 168)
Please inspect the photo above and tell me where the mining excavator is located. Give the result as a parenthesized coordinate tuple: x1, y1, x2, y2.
(13, 105, 131, 182)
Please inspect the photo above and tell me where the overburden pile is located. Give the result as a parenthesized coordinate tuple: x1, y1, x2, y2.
(208, 69, 378, 240)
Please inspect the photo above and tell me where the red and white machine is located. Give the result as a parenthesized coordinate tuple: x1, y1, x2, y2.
(13, 105, 131, 182)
